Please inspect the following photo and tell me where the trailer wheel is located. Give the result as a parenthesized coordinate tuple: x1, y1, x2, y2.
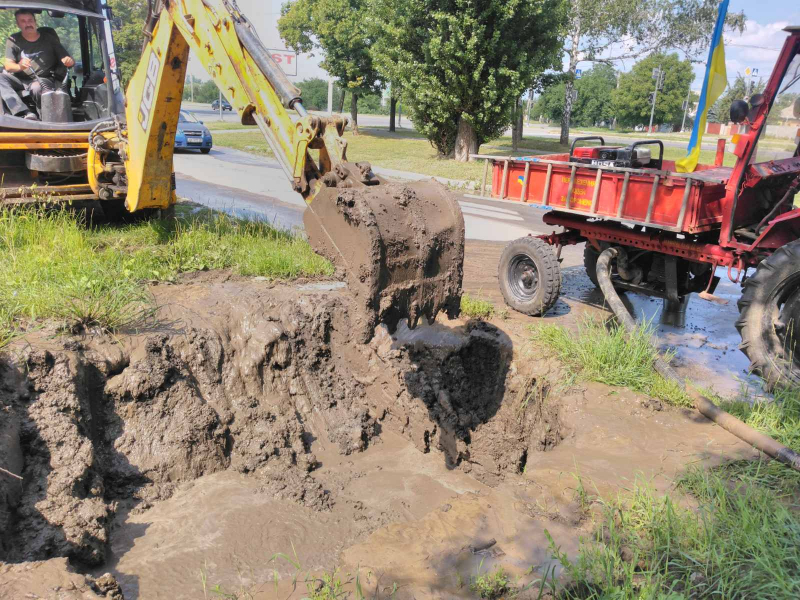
(737, 241, 800, 389)
(584, 245, 602, 288)
(498, 236, 561, 316)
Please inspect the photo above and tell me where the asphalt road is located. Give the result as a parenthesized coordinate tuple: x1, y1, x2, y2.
(173, 145, 545, 241)
(181, 102, 411, 130)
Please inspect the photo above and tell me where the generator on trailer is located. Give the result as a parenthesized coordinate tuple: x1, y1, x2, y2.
(481, 25, 800, 389)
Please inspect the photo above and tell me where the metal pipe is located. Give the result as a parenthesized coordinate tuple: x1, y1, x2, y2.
(233, 19, 302, 110)
(596, 247, 800, 473)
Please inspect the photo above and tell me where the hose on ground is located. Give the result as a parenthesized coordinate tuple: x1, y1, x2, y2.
(596, 247, 800, 472)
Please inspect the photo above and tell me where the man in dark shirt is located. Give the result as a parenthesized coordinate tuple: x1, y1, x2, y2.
(0, 9, 75, 120)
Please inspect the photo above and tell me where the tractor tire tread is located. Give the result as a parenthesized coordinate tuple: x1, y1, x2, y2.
(737, 240, 800, 389)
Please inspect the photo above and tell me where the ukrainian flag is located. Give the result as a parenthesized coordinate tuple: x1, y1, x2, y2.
(676, 0, 729, 173)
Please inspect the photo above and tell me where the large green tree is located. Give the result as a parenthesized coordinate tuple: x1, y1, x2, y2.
(107, 0, 149, 85)
(279, 0, 381, 134)
(557, 0, 745, 144)
(370, 0, 566, 161)
(534, 65, 617, 127)
(613, 53, 694, 129)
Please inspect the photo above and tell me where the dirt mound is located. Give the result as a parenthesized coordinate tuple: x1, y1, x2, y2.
(0, 277, 561, 568)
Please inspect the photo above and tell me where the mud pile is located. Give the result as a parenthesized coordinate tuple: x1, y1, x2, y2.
(0, 279, 562, 574)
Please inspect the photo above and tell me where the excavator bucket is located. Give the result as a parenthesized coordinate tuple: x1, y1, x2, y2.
(303, 174, 465, 341)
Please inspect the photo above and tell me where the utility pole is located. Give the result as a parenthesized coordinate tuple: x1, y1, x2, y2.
(648, 66, 664, 135)
(611, 70, 621, 129)
(218, 89, 223, 120)
(190, 75, 194, 103)
(327, 78, 333, 115)
(681, 88, 690, 132)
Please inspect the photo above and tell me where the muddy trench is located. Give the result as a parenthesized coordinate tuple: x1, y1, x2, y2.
(0, 282, 564, 595)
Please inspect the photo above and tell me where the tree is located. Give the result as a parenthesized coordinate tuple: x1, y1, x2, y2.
(534, 80, 568, 124)
(557, 0, 745, 144)
(534, 66, 616, 127)
(108, 0, 149, 86)
(613, 53, 694, 129)
(294, 77, 344, 111)
(370, 0, 566, 161)
(572, 64, 617, 126)
(279, 0, 381, 134)
(708, 75, 766, 124)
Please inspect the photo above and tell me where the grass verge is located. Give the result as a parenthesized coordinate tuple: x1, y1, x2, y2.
(460, 293, 495, 320)
(549, 461, 800, 599)
(0, 205, 332, 336)
(530, 316, 690, 406)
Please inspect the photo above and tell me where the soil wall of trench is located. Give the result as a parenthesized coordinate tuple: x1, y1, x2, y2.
(0, 281, 563, 590)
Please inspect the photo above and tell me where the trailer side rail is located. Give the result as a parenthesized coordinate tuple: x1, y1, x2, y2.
(465, 153, 726, 233)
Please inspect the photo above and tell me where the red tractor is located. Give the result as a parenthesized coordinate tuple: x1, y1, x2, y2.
(489, 26, 800, 388)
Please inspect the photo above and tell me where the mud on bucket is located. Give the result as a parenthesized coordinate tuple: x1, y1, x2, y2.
(303, 176, 465, 342)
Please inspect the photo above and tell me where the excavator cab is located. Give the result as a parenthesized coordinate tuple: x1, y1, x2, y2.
(0, 0, 123, 203)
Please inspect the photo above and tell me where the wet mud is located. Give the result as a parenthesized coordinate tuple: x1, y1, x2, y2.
(0, 271, 756, 599)
(304, 176, 465, 341)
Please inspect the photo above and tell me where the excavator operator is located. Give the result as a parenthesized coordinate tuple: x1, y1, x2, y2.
(0, 9, 74, 120)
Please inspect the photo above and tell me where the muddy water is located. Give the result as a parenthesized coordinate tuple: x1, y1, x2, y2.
(103, 381, 753, 599)
(2, 272, 757, 600)
(463, 241, 764, 400)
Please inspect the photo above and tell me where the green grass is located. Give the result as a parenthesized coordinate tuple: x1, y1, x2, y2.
(460, 294, 495, 320)
(470, 564, 511, 599)
(213, 130, 275, 158)
(0, 205, 332, 337)
(549, 462, 800, 599)
(203, 121, 257, 132)
(530, 316, 690, 407)
(716, 385, 800, 493)
(212, 125, 753, 188)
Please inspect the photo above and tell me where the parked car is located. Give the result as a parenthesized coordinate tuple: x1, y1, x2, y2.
(175, 111, 213, 153)
(211, 98, 233, 111)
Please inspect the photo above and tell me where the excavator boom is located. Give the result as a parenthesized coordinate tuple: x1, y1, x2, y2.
(118, 0, 464, 339)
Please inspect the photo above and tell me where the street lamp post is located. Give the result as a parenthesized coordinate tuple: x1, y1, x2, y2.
(648, 66, 664, 135)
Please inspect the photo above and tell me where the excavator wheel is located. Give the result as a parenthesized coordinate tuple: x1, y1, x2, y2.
(303, 176, 465, 342)
(737, 240, 800, 389)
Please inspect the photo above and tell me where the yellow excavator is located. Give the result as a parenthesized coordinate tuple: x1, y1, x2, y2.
(0, 0, 464, 338)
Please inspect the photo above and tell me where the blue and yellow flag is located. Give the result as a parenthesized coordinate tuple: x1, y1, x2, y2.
(676, 0, 729, 173)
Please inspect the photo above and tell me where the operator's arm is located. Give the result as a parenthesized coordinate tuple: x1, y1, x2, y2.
(3, 37, 30, 73)
(53, 38, 74, 68)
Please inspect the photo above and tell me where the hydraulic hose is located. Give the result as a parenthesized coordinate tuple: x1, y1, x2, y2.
(596, 247, 800, 472)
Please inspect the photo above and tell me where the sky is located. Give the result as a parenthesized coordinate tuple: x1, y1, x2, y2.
(186, 0, 800, 93)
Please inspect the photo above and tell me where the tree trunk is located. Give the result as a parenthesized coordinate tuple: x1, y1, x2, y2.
(389, 97, 397, 132)
(336, 87, 345, 113)
(560, 10, 581, 146)
(454, 116, 478, 162)
(511, 98, 520, 152)
(517, 102, 524, 143)
(350, 92, 359, 135)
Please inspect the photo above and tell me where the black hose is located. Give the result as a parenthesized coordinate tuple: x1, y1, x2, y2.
(596, 247, 800, 472)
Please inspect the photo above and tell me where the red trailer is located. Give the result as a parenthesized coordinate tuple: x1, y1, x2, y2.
(478, 26, 800, 389)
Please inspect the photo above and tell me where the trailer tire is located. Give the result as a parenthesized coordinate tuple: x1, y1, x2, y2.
(737, 241, 800, 389)
(584, 245, 602, 288)
(498, 236, 561, 316)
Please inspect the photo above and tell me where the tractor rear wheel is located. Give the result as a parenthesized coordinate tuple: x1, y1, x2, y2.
(498, 236, 561, 316)
(737, 241, 800, 389)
